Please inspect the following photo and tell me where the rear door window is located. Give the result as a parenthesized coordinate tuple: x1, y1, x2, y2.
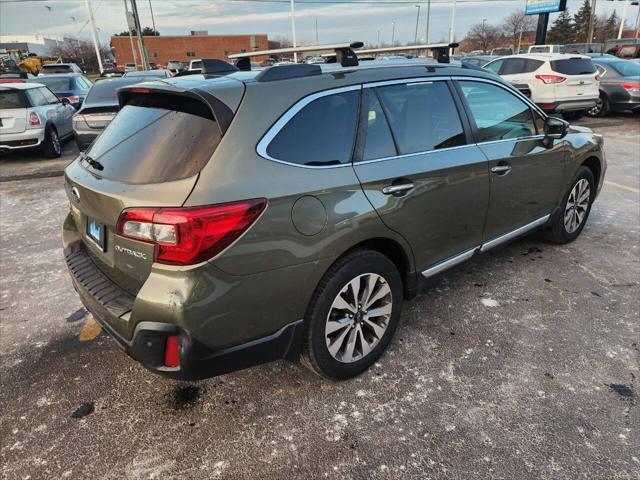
(484, 59, 504, 74)
(459, 81, 537, 142)
(0, 89, 27, 108)
(551, 58, 597, 75)
(266, 90, 360, 166)
(83, 93, 221, 184)
(375, 81, 466, 154)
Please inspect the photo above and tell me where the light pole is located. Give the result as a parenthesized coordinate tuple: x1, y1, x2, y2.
(377, 30, 381, 47)
(587, 0, 598, 43)
(84, 0, 104, 73)
(414, 5, 421, 45)
(619, 0, 630, 38)
(148, 0, 157, 35)
(425, 0, 431, 44)
(290, 0, 298, 62)
(43, 5, 59, 46)
(391, 21, 396, 47)
(449, 0, 457, 54)
(482, 18, 487, 53)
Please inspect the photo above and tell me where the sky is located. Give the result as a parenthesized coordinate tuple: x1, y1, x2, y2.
(0, 0, 636, 47)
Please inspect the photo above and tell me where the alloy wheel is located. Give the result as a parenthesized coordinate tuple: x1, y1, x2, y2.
(51, 130, 60, 154)
(588, 98, 603, 117)
(325, 273, 392, 363)
(564, 179, 590, 234)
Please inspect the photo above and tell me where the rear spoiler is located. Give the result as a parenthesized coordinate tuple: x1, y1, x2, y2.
(228, 42, 364, 69)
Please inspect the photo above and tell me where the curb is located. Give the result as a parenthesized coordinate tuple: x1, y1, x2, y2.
(0, 169, 65, 183)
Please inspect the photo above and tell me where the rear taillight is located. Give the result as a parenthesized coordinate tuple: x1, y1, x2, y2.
(164, 335, 180, 368)
(29, 111, 41, 126)
(595, 74, 601, 81)
(116, 199, 267, 265)
(535, 74, 567, 84)
(622, 82, 640, 93)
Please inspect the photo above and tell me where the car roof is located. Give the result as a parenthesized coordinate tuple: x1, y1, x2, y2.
(0, 82, 45, 90)
(34, 72, 84, 77)
(493, 53, 590, 61)
(42, 63, 76, 68)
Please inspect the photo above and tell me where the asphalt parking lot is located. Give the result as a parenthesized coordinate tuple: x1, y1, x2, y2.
(1, 115, 638, 479)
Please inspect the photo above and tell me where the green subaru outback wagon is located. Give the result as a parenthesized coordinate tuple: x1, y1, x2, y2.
(63, 57, 605, 380)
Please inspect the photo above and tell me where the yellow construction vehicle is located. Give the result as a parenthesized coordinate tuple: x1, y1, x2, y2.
(0, 49, 42, 75)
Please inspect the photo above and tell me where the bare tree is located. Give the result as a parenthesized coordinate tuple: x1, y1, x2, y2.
(501, 10, 537, 49)
(466, 22, 501, 52)
(48, 40, 110, 73)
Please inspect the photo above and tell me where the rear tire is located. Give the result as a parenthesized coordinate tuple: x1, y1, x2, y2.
(545, 166, 595, 244)
(587, 94, 609, 118)
(301, 250, 403, 380)
(42, 126, 61, 158)
(562, 110, 586, 121)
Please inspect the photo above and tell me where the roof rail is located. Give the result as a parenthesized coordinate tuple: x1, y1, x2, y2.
(324, 42, 459, 64)
(228, 42, 364, 69)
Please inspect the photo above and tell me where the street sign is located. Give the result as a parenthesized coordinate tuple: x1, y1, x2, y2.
(525, 0, 567, 15)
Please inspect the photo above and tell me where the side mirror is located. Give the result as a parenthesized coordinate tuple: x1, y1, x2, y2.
(544, 116, 569, 140)
(61, 97, 71, 106)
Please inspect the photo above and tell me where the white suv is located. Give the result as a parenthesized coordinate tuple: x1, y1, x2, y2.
(484, 54, 600, 120)
(0, 83, 75, 157)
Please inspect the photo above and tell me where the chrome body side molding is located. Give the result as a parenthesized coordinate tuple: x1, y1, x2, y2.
(420, 214, 551, 279)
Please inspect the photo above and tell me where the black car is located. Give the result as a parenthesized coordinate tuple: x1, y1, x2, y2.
(34, 73, 92, 109)
(589, 58, 640, 116)
(72, 77, 157, 150)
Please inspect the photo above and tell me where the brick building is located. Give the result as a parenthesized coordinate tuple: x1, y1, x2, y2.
(111, 34, 269, 67)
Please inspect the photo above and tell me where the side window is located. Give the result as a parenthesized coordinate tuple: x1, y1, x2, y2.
(501, 59, 525, 75)
(40, 87, 59, 104)
(360, 89, 397, 161)
(524, 59, 544, 73)
(266, 90, 360, 166)
(375, 81, 466, 155)
(459, 81, 537, 142)
(26, 88, 48, 107)
(484, 59, 504, 73)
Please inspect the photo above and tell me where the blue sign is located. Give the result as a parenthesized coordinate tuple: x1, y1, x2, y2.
(525, 0, 567, 15)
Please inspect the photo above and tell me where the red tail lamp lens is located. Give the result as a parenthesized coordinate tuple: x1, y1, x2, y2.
(116, 199, 267, 265)
(164, 335, 180, 368)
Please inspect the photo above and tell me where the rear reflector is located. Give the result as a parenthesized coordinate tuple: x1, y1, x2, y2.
(540, 103, 557, 110)
(535, 74, 566, 84)
(164, 335, 180, 368)
(116, 199, 267, 265)
(131, 87, 150, 94)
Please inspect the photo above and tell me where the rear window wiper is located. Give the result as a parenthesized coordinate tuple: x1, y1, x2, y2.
(83, 154, 104, 171)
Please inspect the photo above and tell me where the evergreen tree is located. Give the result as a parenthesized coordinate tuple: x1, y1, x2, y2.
(572, 0, 593, 42)
(547, 10, 574, 44)
(601, 10, 619, 42)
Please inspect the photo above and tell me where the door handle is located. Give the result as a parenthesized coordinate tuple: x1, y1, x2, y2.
(491, 164, 512, 175)
(382, 182, 414, 196)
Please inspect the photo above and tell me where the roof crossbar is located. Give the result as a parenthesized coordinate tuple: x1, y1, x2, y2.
(228, 42, 364, 69)
(324, 42, 459, 64)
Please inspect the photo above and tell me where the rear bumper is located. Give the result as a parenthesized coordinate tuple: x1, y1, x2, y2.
(538, 99, 598, 113)
(73, 129, 99, 151)
(0, 128, 45, 152)
(64, 242, 304, 380)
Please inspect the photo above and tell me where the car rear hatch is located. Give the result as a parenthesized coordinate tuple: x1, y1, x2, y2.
(0, 89, 28, 134)
(74, 103, 119, 131)
(551, 57, 599, 101)
(64, 79, 245, 296)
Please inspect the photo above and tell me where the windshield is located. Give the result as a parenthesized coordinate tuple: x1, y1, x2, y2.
(609, 61, 640, 77)
(83, 94, 221, 184)
(33, 76, 72, 92)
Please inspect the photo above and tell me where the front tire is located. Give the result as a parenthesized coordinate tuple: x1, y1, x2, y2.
(562, 110, 586, 121)
(545, 166, 595, 244)
(42, 126, 61, 158)
(301, 250, 403, 380)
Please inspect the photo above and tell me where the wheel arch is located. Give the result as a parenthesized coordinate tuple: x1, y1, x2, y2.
(580, 156, 602, 190)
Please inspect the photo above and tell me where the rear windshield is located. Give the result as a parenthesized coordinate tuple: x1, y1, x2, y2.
(191, 61, 203, 69)
(551, 58, 597, 75)
(33, 76, 72, 92)
(0, 89, 27, 109)
(83, 94, 221, 184)
(42, 65, 72, 73)
(609, 61, 640, 77)
(84, 79, 146, 104)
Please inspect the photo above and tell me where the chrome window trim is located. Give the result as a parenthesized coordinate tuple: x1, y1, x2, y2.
(256, 75, 548, 169)
(256, 85, 362, 169)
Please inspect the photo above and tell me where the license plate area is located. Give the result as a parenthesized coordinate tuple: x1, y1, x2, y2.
(86, 217, 105, 251)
